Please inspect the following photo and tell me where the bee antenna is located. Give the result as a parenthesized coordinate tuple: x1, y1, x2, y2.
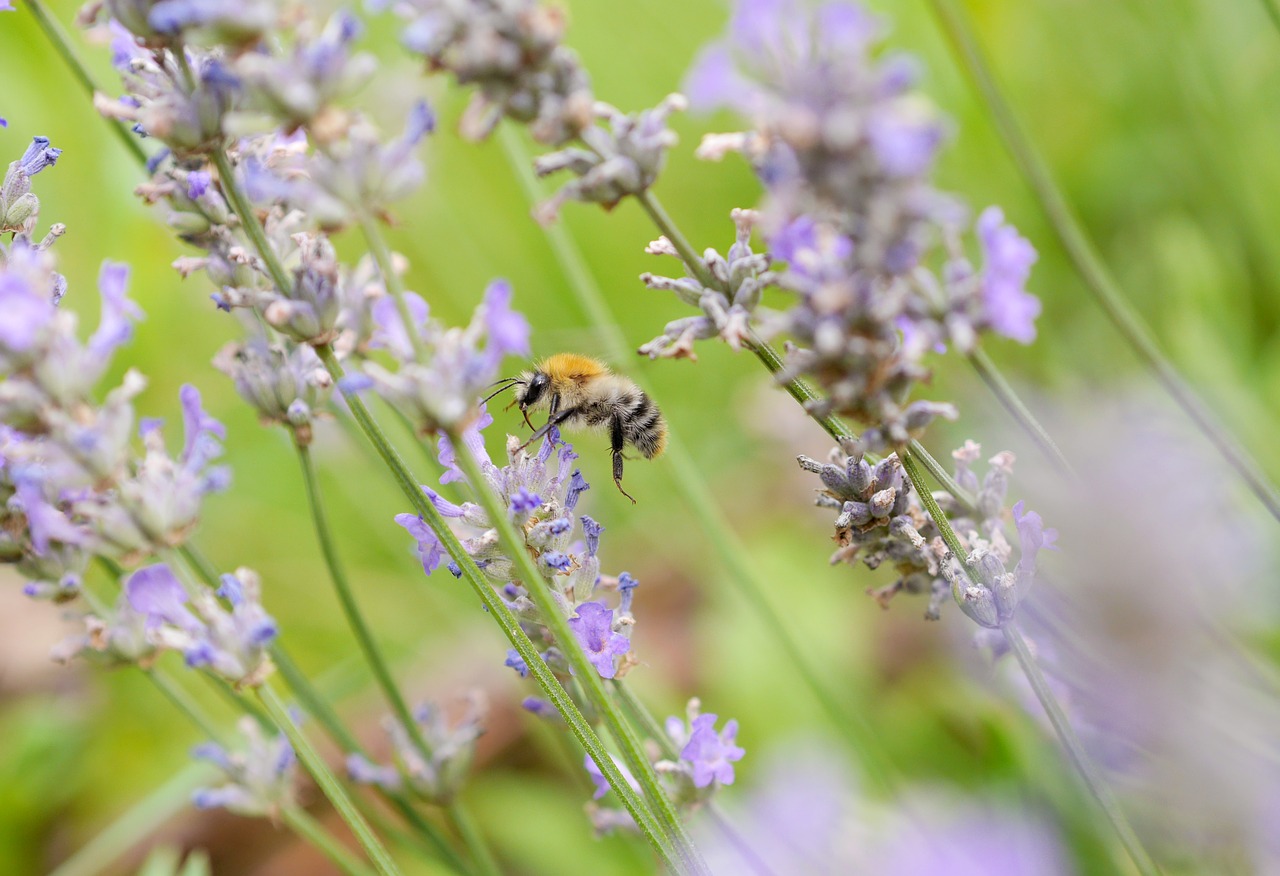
(481, 381, 523, 406)
(486, 377, 520, 388)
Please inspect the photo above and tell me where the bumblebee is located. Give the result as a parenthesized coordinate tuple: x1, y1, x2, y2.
(486, 353, 667, 503)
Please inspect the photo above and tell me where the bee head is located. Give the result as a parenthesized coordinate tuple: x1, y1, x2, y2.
(517, 370, 550, 410)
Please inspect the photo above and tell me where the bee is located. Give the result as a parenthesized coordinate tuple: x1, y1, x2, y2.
(485, 353, 667, 503)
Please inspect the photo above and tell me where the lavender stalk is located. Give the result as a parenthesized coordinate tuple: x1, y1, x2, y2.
(446, 428, 708, 875)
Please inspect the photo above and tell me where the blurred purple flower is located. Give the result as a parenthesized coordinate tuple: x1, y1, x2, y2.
(680, 713, 745, 788)
(584, 752, 640, 801)
(977, 207, 1040, 343)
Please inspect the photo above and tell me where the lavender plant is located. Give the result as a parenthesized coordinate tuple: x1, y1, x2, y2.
(7, 0, 1279, 873)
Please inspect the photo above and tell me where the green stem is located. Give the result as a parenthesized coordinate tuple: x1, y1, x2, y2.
(47, 762, 211, 876)
(907, 439, 976, 514)
(634, 190, 718, 290)
(145, 669, 224, 742)
(356, 215, 428, 361)
(927, 0, 1280, 523)
(1261, 0, 1280, 33)
(446, 427, 707, 876)
(22, 0, 150, 167)
(295, 441, 500, 876)
(966, 349, 1075, 477)
(1002, 624, 1162, 876)
(210, 149, 295, 297)
(498, 126, 896, 789)
(899, 449, 1160, 875)
(257, 685, 403, 876)
(282, 806, 379, 876)
(310, 344, 680, 874)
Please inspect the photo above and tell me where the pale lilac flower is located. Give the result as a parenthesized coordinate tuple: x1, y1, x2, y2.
(192, 717, 296, 817)
(2, 136, 62, 234)
(977, 207, 1040, 343)
(126, 563, 277, 685)
(360, 280, 529, 432)
(504, 648, 529, 677)
(389, 0, 594, 146)
(866, 801, 1070, 876)
(567, 601, 630, 679)
(584, 752, 640, 801)
(395, 512, 444, 575)
(679, 713, 745, 788)
(347, 694, 486, 802)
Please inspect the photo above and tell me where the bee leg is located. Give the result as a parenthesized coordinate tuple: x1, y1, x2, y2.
(517, 406, 579, 452)
(611, 417, 637, 504)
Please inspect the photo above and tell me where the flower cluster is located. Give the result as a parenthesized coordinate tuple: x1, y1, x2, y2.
(1, 136, 62, 236)
(346, 693, 486, 804)
(354, 280, 530, 434)
(396, 414, 641, 680)
(678, 0, 1042, 449)
(125, 564, 277, 686)
(639, 208, 777, 359)
(799, 440, 1052, 623)
(192, 717, 297, 817)
(0, 239, 230, 599)
(585, 700, 746, 835)
(532, 94, 686, 224)
(381, 0, 595, 146)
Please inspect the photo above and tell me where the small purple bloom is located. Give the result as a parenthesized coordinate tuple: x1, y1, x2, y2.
(18, 136, 62, 176)
(1012, 500, 1058, 565)
(395, 513, 444, 575)
(509, 487, 542, 517)
(187, 170, 211, 200)
(14, 478, 85, 555)
(481, 279, 530, 360)
(617, 571, 638, 614)
(977, 207, 1041, 344)
(437, 411, 493, 484)
(216, 573, 244, 604)
(126, 563, 201, 632)
(581, 516, 603, 557)
(89, 261, 142, 358)
(680, 713, 745, 788)
(179, 384, 226, 472)
(337, 372, 374, 393)
(542, 550, 571, 572)
(564, 469, 590, 511)
(504, 648, 529, 677)
(347, 753, 402, 789)
(567, 601, 630, 679)
(583, 752, 640, 800)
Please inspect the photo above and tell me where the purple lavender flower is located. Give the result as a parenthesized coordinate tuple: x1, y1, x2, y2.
(866, 801, 1070, 876)
(391, 0, 593, 146)
(678, 713, 745, 788)
(360, 280, 530, 432)
(2, 137, 62, 234)
(567, 601, 630, 679)
(584, 752, 640, 801)
(192, 717, 296, 818)
(126, 564, 277, 685)
(504, 648, 529, 678)
(347, 694, 487, 803)
(395, 512, 444, 575)
(977, 207, 1041, 343)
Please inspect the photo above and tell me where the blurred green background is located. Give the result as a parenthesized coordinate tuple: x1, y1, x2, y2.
(2, 0, 1279, 873)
